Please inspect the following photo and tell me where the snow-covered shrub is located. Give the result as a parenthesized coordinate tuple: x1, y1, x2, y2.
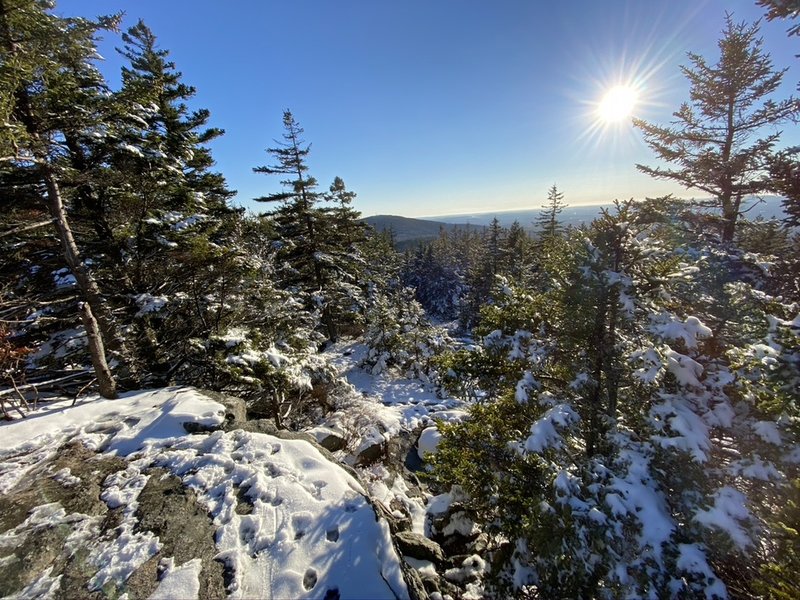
(430, 201, 799, 598)
(360, 287, 451, 385)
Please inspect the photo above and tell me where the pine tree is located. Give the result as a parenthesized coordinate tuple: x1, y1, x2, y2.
(255, 111, 365, 342)
(535, 184, 567, 242)
(502, 220, 531, 282)
(0, 0, 118, 397)
(634, 15, 799, 242)
(108, 20, 234, 286)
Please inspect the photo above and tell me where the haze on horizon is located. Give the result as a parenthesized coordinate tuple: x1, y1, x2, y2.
(58, 0, 800, 218)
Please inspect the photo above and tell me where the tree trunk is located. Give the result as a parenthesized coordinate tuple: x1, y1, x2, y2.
(721, 203, 738, 243)
(42, 165, 117, 398)
(79, 302, 116, 398)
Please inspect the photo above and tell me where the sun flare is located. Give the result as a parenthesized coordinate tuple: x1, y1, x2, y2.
(598, 85, 638, 122)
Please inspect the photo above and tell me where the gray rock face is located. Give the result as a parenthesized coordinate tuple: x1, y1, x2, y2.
(395, 531, 446, 565)
(239, 418, 279, 435)
(131, 469, 226, 598)
(354, 439, 385, 466)
(309, 426, 347, 452)
(0, 442, 126, 599)
(0, 445, 225, 599)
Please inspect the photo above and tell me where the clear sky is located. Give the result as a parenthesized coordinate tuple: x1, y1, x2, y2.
(57, 0, 800, 217)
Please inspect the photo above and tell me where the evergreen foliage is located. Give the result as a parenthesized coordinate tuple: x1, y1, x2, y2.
(430, 199, 799, 598)
(634, 15, 800, 242)
(254, 111, 367, 342)
(534, 184, 568, 242)
(0, 4, 799, 595)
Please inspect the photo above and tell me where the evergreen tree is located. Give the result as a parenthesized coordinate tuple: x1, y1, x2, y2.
(502, 220, 531, 282)
(255, 112, 365, 342)
(92, 21, 239, 383)
(535, 184, 567, 242)
(758, 0, 800, 38)
(0, 0, 118, 397)
(634, 15, 799, 242)
(432, 199, 798, 597)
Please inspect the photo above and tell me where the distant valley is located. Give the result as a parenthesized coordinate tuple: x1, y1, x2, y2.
(365, 196, 787, 249)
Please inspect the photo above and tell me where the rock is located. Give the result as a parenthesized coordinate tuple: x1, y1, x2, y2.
(131, 469, 226, 599)
(389, 497, 413, 533)
(426, 494, 481, 556)
(399, 559, 428, 600)
(240, 418, 279, 435)
(354, 441, 384, 465)
(184, 390, 246, 433)
(309, 426, 347, 452)
(395, 531, 446, 565)
(420, 571, 440, 594)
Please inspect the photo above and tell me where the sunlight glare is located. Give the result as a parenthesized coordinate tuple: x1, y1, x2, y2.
(598, 85, 638, 122)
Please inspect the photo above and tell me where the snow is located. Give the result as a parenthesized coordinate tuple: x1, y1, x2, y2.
(650, 395, 711, 462)
(52, 268, 77, 288)
(8, 566, 62, 600)
(135, 293, 168, 317)
(417, 426, 442, 459)
(609, 443, 675, 563)
(694, 487, 752, 550)
(752, 421, 782, 445)
(0, 387, 408, 600)
(524, 403, 580, 453)
(443, 554, 487, 583)
(665, 349, 705, 388)
(652, 315, 712, 349)
(148, 558, 203, 600)
(675, 543, 716, 580)
(330, 342, 467, 434)
(120, 143, 144, 157)
(171, 215, 205, 231)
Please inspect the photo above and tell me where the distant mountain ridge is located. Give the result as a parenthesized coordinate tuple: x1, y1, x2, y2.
(362, 215, 485, 249)
(423, 195, 786, 228)
(363, 196, 788, 249)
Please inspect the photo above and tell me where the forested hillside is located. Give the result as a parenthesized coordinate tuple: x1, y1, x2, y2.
(1, 1, 799, 598)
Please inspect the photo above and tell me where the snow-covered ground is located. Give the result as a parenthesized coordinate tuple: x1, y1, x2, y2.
(0, 341, 475, 599)
(0, 387, 408, 599)
(329, 340, 467, 434)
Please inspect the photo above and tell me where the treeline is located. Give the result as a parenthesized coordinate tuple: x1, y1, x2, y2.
(0, 1, 410, 427)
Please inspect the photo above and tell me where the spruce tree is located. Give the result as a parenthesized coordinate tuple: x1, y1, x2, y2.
(0, 0, 118, 397)
(634, 15, 799, 242)
(535, 184, 567, 242)
(255, 111, 365, 342)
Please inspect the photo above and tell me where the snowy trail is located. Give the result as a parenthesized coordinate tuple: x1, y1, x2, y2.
(328, 340, 469, 433)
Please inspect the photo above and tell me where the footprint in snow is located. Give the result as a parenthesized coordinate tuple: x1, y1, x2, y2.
(303, 568, 318, 590)
(271, 443, 281, 454)
(311, 480, 327, 499)
(326, 527, 339, 542)
(291, 512, 313, 541)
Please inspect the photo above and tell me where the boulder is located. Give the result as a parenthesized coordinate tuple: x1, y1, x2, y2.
(184, 390, 247, 433)
(239, 418, 279, 435)
(426, 491, 482, 556)
(395, 531, 445, 565)
(308, 426, 347, 452)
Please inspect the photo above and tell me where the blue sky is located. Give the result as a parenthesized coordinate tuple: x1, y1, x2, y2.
(58, 1, 800, 217)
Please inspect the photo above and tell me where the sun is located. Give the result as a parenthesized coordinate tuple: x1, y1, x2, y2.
(597, 85, 638, 122)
